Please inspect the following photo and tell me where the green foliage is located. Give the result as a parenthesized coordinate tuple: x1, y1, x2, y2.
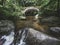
(0, 0, 58, 19)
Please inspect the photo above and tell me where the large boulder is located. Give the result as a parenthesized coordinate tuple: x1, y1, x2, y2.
(25, 28, 60, 45)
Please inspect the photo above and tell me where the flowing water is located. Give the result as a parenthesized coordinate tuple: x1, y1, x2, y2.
(0, 28, 28, 45)
(18, 28, 28, 45)
(0, 20, 60, 45)
(0, 31, 14, 45)
(0, 28, 60, 45)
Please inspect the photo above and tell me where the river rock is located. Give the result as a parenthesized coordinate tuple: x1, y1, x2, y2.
(26, 28, 60, 45)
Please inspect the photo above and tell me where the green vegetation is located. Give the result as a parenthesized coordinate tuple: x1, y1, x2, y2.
(0, 0, 59, 19)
